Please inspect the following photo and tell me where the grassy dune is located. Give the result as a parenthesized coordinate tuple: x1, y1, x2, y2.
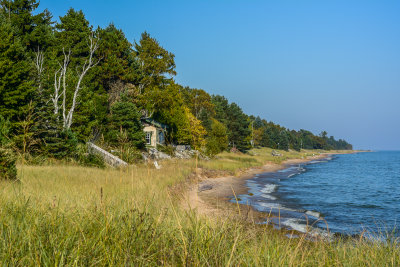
(198, 148, 322, 173)
(0, 149, 398, 265)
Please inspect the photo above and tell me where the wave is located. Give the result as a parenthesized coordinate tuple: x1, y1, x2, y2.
(259, 202, 283, 209)
(282, 218, 332, 238)
(309, 160, 328, 164)
(258, 202, 300, 213)
(305, 210, 323, 218)
(260, 184, 278, 194)
(282, 218, 309, 233)
(260, 194, 277, 200)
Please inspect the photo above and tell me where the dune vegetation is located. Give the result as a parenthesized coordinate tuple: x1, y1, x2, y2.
(0, 149, 398, 266)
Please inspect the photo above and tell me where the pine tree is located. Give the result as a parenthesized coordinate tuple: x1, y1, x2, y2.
(50, 8, 100, 139)
(135, 31, 176, 91)
(96, 23, 136, 88)
(212, 95, 251, 152)
(0, 17, 34, 124)
(0, 0, 54, 55)
(106, 98, 144, 149)
(32, 98, 78, 159)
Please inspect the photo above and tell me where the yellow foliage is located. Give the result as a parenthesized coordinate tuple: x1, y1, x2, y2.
(184, 107, 206, 150)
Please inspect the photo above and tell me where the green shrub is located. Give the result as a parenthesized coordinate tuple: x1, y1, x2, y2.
(44, 129, 78, 159)
(156, 144, 175, 156)
(0, 116, 17, 180)
(0, 148, 17, 180)
(113, 145, 143, 164)
(80, 154, 106, 168)
(75, 143, 105, 168)
(206, 119, 228, 156)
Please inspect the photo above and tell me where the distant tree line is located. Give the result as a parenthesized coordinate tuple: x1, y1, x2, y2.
(0, 0, 352, 176)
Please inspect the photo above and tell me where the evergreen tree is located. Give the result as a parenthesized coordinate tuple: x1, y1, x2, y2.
(55, 8, 92, 59)
(107, 99, 144, 149)
(278, 131, 289, 151)
(0, 0, 54, 56)
(0, 17, 34, 124)
(96, 23, 137, 88)
(135, 31, 176, 91)
(50, 8, 102, 139)
(212, 95, 251, 152)
(0, 0, 38, 46)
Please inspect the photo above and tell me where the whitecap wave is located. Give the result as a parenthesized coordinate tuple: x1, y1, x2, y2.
(260, 184, 278, 194)
(305, 210, 322, 218)
(282, 218, 310, 233)
(259, 202, 283, 209)
(258, 202, 299, 212)
(282, 218, 332, 239)
(260, 194, 277, 200)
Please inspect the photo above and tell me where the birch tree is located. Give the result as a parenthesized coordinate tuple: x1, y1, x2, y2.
(51, 34, 100, 130)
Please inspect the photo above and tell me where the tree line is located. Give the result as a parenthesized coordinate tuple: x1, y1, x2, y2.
(0, 0, 352, 175)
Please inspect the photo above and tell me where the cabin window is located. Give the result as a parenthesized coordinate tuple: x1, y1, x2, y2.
(145, 132, 151, 145)
(158, 131, 164, 144)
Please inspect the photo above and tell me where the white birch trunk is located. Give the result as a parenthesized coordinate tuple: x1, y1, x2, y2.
(34, 47, 44, 94)
(64, 34, 100, 130)
(50, 34, 101, 130)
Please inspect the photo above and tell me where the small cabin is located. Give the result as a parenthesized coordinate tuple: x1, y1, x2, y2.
(141, 118, 167, 147)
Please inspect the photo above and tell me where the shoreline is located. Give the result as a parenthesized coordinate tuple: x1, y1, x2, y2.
(184, 150, 362, 235)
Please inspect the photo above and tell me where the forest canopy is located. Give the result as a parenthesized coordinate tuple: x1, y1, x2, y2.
(0, 0, 352, 169)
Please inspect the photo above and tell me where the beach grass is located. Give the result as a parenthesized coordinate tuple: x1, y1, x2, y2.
(198, 147, 324, 174)
(0, 149, 398, 265)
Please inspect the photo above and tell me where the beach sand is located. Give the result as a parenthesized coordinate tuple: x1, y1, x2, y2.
(182, 153, 346, 223)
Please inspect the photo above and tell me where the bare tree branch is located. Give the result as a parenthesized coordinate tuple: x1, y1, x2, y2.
(51, 48, 70, 117)
(50, 33, 101, 130)
(34, 47, 44, 94)
(64, 33, 101, 130)
(61, 48, 71, 125)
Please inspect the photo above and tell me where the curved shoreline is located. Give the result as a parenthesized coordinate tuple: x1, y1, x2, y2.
(184, 151, 361, 235)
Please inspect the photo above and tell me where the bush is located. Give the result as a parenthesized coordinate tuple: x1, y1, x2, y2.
(113, 145, 143, 164)
(206, 119, 228, 156)
(75, 143, 105, 168)
(80, 154, 106, 168)
(156, 144, 175, 156)
(106, 100, 145, 149)
(0, 148, 17, 180)
(0, 116, 17, 180)
(44, 129, 78, 159)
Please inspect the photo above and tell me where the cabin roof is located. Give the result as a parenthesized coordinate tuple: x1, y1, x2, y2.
(141, 118, 168, 131)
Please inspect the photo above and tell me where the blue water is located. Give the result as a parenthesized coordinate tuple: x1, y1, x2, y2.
(234, 151, 400, 236)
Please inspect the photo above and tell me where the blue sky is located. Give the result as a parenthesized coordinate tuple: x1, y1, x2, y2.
(37, 0, 400, 150)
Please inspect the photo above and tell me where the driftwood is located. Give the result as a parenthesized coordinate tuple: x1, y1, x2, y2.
(87, 142, 127, 168)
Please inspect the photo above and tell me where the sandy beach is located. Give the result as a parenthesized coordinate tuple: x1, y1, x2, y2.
(183, 152, 355, 223)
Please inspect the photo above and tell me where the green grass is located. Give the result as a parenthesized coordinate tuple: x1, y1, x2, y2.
(198, 147, 323, 174)
(0, 150, 398, 265)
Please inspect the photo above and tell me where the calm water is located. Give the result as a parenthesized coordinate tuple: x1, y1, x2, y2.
(234, 151, 400, 236)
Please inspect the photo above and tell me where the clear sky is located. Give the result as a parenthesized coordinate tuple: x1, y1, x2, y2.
(37, 0, 400, 150)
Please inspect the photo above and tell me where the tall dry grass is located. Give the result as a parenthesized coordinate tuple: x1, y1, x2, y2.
(0, 149, 398, 265)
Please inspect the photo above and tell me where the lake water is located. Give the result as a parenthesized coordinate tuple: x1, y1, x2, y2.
(233, 151, 400, 236)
